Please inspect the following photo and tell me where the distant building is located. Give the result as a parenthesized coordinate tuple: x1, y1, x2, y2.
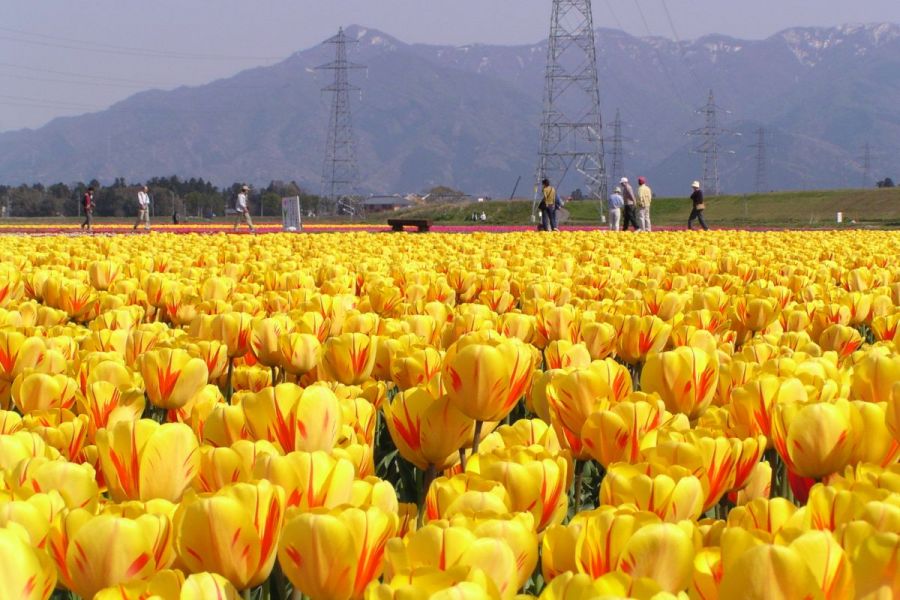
(362, 196, 415, 213)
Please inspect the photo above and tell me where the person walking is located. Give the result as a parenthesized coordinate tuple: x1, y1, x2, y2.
(688, 180, 709, 231)
(80, 186, 95, 233)
(607, 186, 624, 231)
(539, 178, 560, 232)
(620, 177, 639, 231)
(233, 185, 255, 233)
(133, 185, 151, 231)
(637, 176, 653, 232)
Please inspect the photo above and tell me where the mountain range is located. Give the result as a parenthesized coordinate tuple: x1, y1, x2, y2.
(1, 22, 899, 197)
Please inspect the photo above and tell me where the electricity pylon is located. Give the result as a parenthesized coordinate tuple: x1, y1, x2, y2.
(536, 0, 607, 220)
(318, 27, 365, 216)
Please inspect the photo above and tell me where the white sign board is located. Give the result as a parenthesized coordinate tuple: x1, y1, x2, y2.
(281, 196, 302, 232)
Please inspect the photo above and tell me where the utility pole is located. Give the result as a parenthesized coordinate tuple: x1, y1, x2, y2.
(749, 127, 767, 193)
(537, 0, 607, 221)
(318, 27, 365, 217)
(687, 90, 734, 196)
(860, 142, 872, 189)
(609, 109, 625, 187)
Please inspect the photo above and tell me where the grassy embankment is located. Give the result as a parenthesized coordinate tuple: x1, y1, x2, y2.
(366, 188, 900, 228)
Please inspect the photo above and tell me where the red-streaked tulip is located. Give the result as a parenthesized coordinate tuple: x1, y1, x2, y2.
(279, 505, 398, 600)
(0, 525, 57, 600)
(140, 348, 209, 410)
(641, 346, 718, 420)
(96, 419, 200, 502)
(174, 480, 285, 591)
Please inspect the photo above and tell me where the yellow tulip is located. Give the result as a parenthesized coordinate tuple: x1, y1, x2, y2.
(194, 440, 279, 492)
(449, 513, 538, 591)
(384, 386, 474, 472)
(498, 312, 537, 345)
(0, 492, 65, 549)
(0, 526, 57, 600)
(365, 565, 500, 600)
(252, 450, 355, 509)
(230, 365, 272, 392)
(319, 332, 378, 385)
(48, 509, 174, 599)
(390, 345, 443, 392)
(544, 340, 592, 370)
(616, 315, 671, 365)
(871, 312, 899, 343)
(210, 312, 254, 358)
(545, 361, 630, 459)
(242, 383, 342, 453)
(729, 375, 807, 442)
(818, 324, 863, 361)
(771, 398, 859, 479)
(96, 419, 200, 502)
(848, 400, 900, 467)
(889, 382, 900, 443)
(383, 523, 518, 600)
(851, 350, 900, 403)
(0, 330, 46, 383)
(599, 462, 706, 522)
(7, 456, 100, 511)
(581, 399, 684, 467)
(278, 332, 321, 376)
(11, 371, 78, 414)
(476, 418, 562, 457)
(174, 480, 285, 590)
(279, 505, 398, 600)
(641, 346, 718, 420)
(180, 572, 242, 600)
(250, 315, 294, 368)
(140, 348, 210, 410)
(579, 320, 617, 361)
(189, 340, 230, 380)
(424, 473, 512, 521)
(850, 530, 900, 599)
(471, 446, 569, 532)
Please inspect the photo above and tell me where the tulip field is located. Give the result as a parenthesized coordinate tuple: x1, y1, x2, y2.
(0, 229, 899, 600)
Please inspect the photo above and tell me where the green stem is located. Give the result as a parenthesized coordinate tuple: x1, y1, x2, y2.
(459, 447, 467, 471)
(270, 365, 278, 387)
(418, 464, 437, 529)
(573, 459, 586, 516)
(269, 561, 285, 600)
(471, 420, 484, 456)
(226, 357, 234, 403)
(241, 589, 252, 600)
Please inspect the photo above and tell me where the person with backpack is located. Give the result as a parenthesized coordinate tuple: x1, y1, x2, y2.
(233, 185, 255, 233)
(619, 177, 639, 231)
(637, 176, 653, 232)
(539, 178, 561, 232)
(80, 186, 95, 233)
(688, 180, 709, 231)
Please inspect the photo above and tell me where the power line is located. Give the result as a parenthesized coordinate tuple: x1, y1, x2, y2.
(0, 30, 284, 61)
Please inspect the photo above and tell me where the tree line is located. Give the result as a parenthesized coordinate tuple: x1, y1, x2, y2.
(0, 177, 324, 218)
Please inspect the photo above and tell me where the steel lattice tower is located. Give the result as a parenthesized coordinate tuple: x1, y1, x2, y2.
(688, 90, 725, 196)
(749, 127, 767, 193)
(318, 27, 365, 216)
(536, 0, 607, 219)
(609, 109, 625, 186)
(860, 142, 872, 188)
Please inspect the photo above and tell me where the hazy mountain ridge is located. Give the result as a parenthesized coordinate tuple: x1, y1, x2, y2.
(1, 22, 898, 196)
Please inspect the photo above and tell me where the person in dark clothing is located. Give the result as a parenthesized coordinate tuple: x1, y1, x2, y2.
(80, 187, 95, 233)
(688, 180, 709, 230)
(619, 177, 639, 231)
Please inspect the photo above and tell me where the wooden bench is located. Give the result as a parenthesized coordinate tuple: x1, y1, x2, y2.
(388, 218, 432, 233)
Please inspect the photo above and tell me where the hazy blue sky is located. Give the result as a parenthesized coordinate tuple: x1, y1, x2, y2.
(2, 0, 900, 131)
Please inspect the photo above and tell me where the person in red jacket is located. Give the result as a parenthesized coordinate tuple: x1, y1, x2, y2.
(80, 187, 95, 233)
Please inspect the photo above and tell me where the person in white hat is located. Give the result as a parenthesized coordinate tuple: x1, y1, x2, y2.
(619, 177, 639, 231)
(688, 180, 709, 231)
(233, 185, 255, 233)
(607, 186, 624, 231)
